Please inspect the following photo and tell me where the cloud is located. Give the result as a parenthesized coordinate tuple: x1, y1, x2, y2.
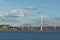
(10, 9, 26, 17)
(0, 13, 5, 17)
(23, 6, 37, 10)
(42, 4, 48, 8)
(28, 6, 33, 9)
(0, 9, 26, 21)
(0, 13, 7, 20)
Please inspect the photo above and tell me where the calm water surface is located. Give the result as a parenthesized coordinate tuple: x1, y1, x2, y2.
(0, 30, 60, 40)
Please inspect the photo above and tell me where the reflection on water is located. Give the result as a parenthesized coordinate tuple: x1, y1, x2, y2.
(0, 30, 60, 40)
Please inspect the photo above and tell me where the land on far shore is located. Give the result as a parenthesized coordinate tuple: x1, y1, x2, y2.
(0, 24, 60, 31)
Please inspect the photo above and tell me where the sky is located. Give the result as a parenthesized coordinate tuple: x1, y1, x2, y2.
(0, 0, 60, 26)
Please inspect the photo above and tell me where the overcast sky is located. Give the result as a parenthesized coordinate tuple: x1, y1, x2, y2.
(0, 0, 60, 26)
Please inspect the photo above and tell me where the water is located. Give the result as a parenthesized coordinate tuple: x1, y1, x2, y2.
(0, 30, 60, 40)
